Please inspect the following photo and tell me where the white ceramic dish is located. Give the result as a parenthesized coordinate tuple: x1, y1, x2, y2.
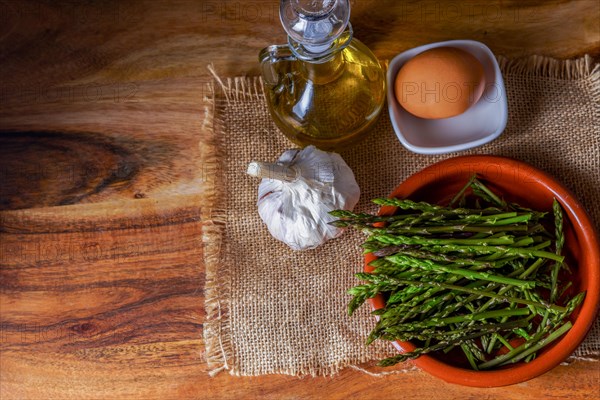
(387, 40, 508, 155)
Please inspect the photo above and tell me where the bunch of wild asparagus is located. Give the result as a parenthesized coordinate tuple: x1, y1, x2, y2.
(330, 177, 584, 370)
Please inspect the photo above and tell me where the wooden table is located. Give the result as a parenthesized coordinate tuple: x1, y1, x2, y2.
(1, 1, 598, 398)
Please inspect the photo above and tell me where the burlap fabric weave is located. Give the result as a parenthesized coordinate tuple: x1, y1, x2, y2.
(203, 55, 600, 377)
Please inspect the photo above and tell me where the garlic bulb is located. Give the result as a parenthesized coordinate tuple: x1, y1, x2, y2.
(247, 145, 360, 250)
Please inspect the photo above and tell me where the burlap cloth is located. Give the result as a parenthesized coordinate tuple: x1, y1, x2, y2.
(203, 55, 600, 377)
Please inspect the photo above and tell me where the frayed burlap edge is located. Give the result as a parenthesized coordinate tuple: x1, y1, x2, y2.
(202, 65, 268, 377)
(497, 54, 598, 79)
(202, 67, 231, 377)
(202, 55, 599, 377)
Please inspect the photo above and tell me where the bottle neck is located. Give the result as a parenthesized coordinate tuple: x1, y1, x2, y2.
(287, 22, 353, 63)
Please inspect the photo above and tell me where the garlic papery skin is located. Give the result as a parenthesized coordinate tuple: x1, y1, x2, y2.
(247, 145, 360, 251)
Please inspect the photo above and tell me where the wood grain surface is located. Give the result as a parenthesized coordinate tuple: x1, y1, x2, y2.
(1, 1, 599, 399)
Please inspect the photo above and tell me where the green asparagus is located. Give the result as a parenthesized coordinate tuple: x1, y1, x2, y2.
(331, 176, 584, 370)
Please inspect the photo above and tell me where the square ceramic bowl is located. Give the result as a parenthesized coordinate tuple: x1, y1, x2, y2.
(387, 40, 508, 154)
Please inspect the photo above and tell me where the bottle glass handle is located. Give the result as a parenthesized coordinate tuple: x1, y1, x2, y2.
(259, 44, 296, 87)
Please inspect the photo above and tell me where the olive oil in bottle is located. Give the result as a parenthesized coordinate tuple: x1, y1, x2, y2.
(260, 0, 386, 150)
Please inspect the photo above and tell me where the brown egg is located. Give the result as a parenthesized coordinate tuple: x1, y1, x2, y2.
(394, 47, 486, 119)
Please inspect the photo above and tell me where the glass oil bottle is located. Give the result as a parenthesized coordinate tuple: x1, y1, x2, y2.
(260, 0, 386, 150)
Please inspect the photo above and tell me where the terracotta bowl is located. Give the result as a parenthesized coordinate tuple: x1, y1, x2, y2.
(365, 155, 600, 387)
